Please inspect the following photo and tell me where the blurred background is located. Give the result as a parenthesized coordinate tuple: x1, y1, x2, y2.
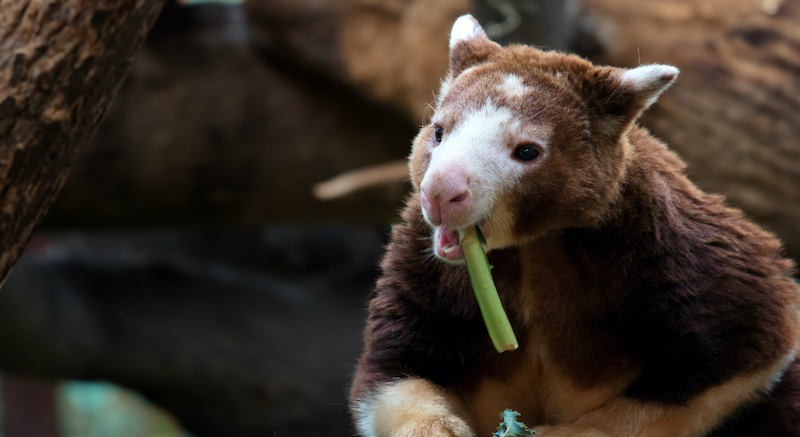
(1, 0, 799, 435)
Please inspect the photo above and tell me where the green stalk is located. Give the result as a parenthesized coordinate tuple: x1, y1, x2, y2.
(460, 226, 519, 353)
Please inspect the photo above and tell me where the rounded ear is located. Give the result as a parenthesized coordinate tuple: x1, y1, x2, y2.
(619, 64, 679, 110)
(585, 64, 679, 144)
(447, 15, 501, 79)
(449, 15, 491, 50)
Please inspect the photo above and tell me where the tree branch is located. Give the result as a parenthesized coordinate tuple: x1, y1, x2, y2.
(0, 0, 167, 282)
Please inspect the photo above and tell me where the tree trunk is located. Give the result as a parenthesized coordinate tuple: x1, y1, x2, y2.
(582, 0, 800, 259)
(0, 0, 166, 283)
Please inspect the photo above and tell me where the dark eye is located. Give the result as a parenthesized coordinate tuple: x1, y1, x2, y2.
(513, 144, 540, 161)
(434, 126, 443, 143)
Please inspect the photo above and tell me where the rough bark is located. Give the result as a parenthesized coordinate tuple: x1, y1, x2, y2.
(0, 0, 167, 282)
(583, 0, 800, 259)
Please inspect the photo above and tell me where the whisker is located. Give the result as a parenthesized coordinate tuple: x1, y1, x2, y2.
(421, 101, 436, 126)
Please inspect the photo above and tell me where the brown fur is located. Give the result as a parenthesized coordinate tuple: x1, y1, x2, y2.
(351, 21, 800, 437)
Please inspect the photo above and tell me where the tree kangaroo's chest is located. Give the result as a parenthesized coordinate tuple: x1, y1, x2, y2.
(457, 328, 640, 437)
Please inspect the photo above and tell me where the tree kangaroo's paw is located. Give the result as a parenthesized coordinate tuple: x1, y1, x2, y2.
(354, 378, 474, 437)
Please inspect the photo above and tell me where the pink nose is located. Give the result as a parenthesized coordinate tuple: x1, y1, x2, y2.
(420, 175, 472, 226)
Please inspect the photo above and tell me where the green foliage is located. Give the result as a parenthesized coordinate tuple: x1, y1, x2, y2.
(493, 410, 534, 437)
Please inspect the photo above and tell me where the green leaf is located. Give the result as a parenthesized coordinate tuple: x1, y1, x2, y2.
(493, 410, 534, 437)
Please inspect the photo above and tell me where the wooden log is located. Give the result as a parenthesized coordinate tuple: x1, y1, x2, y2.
(0, 0, 167, 283)
(245, 0, 470, 124)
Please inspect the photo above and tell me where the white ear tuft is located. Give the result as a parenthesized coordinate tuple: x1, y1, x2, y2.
(449, 14, 488, 50)
(620, 64, 679, 91)
(619, 64, 679, 108)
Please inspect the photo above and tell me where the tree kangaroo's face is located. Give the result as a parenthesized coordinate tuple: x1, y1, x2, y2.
(409, 16, 677, 263)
